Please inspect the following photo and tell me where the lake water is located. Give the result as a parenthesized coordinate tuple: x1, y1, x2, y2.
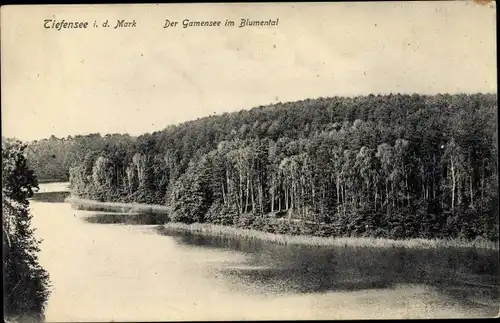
(30, 183, 499, 321)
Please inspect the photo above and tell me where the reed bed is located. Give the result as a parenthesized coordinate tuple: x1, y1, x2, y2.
(65, 196, 170, 215)
(66, 196, 498, 250)
(161, 222, 499, 250)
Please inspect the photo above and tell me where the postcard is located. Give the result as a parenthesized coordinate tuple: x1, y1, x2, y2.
(1, 2, 498, 322)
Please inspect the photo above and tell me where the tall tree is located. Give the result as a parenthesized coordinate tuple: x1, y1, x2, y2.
(3, 138, 50, 322)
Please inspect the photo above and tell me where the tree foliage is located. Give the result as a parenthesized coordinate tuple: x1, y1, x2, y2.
(3, 138, 50, 322)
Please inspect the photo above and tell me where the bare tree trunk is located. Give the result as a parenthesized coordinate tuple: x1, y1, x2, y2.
(221, 182, 227, 204)
(458, 173, 462, 206)
(385, 180, 389, 206)
(225, 168, 230, 205)
(470, 175, 474, 207)
(310, 174, 315, 209)
(451, 160, 455, 211)
(285, 184, 289, 210)
(279, 189, 282, 211)
(433, 155, 437, 200)
(343, 184, 346, 215)
(366, 179, 370, 207)
(116, 167, 119, 188)
(245, 177, 250, 213)
(405, 173, 409, 207)
(391, 181, 395, 207)
(336, 176, 340, 205)
(271, 180, 275, 213)
(301, 176, 305, 218)
(259, 184, 264, 215)
(250, 178, 255, 213)
(239, 169, 244, 213)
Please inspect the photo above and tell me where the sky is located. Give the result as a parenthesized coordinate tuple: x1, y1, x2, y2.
(1, 2, 497, 142)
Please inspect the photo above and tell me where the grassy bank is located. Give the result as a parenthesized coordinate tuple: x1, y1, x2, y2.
(160, 222, 499, 250)
(66, 196, 170, 215)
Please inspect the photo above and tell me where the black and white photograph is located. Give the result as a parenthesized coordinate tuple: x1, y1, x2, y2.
(1, 2, 498, 321)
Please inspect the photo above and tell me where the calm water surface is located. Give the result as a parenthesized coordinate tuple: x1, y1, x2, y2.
(31, 183, 499, 321)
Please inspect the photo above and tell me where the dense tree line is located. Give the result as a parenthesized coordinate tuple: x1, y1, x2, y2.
(26, 133, 135, 182)
(3, 138, 50, 322)
(29, 93, 498, 240)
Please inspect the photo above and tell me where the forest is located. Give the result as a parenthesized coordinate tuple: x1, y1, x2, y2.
(26, 93, 498, 240)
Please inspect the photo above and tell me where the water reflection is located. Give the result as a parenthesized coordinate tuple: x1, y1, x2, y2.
(30, 191, 70, 203)
(165, 231, 499, 311)
(31, 183, 499, 320)
(31, 182, 70, 203)
(82, 212, 168, 225)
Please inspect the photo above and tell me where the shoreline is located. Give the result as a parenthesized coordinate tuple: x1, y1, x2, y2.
(66, 196, 499, 250)
(65, 196, 170, 215)
(160, 222, 499, 250)
(37, 178, 68, 184)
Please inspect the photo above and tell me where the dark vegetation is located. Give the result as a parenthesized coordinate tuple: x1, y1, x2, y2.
(3, 138, 51, 323)
(27, 93, 498, 241)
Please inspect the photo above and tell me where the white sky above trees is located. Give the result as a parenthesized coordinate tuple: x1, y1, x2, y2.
(1, 2, 497, 141)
